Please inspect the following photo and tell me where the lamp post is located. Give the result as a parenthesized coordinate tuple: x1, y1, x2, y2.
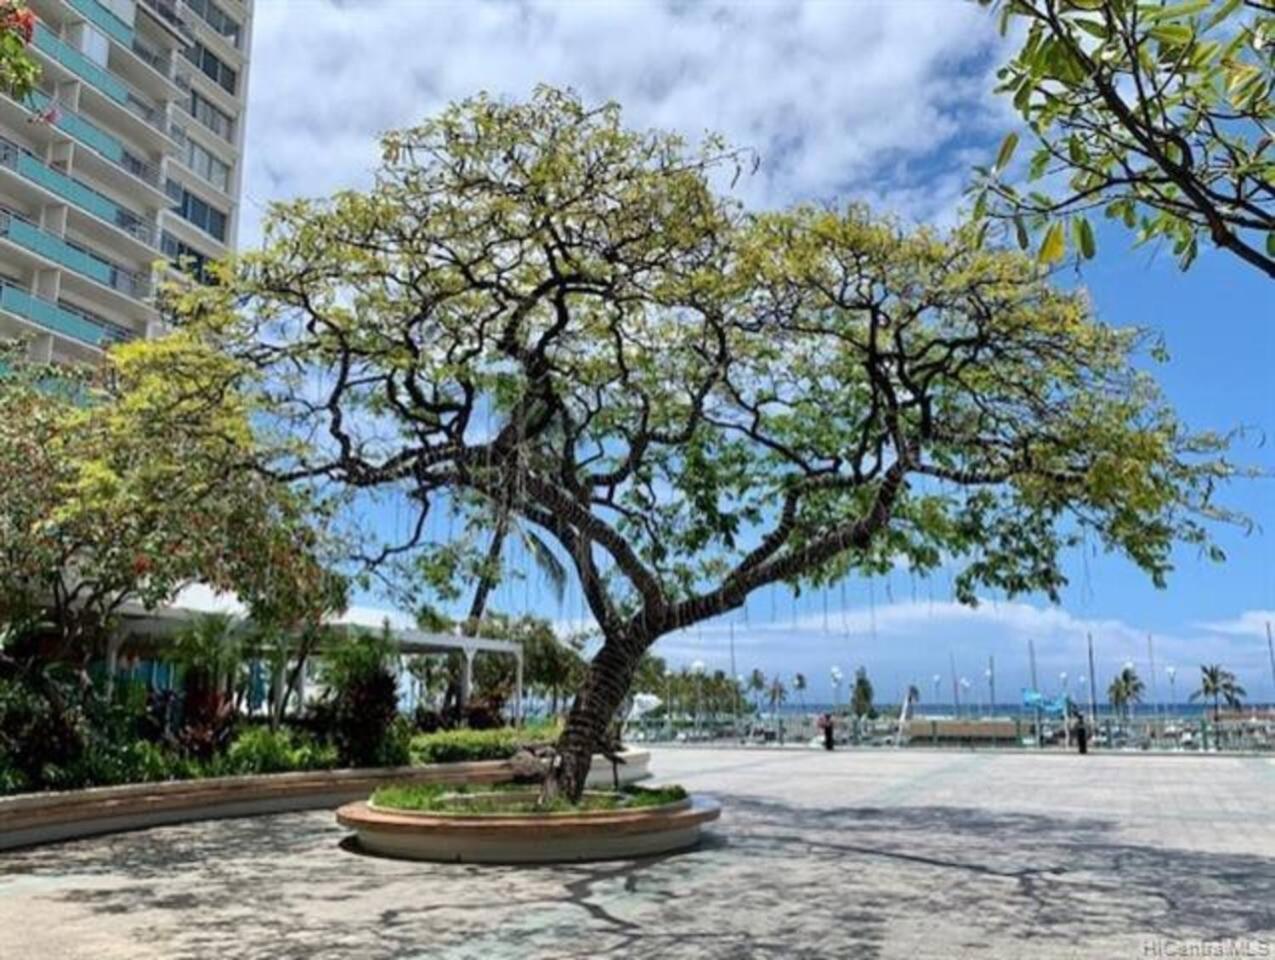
(1166, 665, 1177, 719)
(959, 677, 970, 718)
(932, 673, 942, 709)
(1059, 671, 1070, 747)
(735, 673, 745, 742)
(831, 666, 844, 712)
(984, 667, 994, 718)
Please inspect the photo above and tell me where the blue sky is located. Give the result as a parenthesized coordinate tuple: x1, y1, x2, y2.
(239, 1, 1275, 704)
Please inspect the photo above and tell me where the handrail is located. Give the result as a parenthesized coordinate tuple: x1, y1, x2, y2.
(0, 277, 135, 347)
(0, 205, 152, 300)
(33, 21, 170, 140)
(0, 134, 156, 246)
(28, 90, 162, 188)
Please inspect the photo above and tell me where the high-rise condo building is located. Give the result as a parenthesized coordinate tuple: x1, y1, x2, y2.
(0, 0, 252, 363)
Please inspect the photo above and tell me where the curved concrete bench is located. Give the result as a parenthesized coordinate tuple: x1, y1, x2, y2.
(0, 747, 651, 852)
(337, 793, 721, 863)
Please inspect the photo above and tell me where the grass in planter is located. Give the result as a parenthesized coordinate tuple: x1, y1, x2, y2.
(409, 719, 564, 765)
(371, 782, 687, 815)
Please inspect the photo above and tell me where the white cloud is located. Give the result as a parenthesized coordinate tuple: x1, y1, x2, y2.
(1193, 610, 1275, 639)
(241, 0, 1014, 244)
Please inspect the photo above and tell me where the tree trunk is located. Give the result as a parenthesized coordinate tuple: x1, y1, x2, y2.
(547, 635, 642, 802)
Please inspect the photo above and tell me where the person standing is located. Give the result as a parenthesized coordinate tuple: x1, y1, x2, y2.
(1076, 712, 1089, 755)
(818, 713, 835, 751)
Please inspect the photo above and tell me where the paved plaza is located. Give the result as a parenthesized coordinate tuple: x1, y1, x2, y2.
(1, 748, 1273, 959)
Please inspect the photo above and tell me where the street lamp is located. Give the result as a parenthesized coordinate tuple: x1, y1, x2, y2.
(984, 667, 993, 718)
(932, 673, 942, 708)
(959, 677, 970, 718)
(1166, 665, 1177, 716)
(830, 666, 844, 710)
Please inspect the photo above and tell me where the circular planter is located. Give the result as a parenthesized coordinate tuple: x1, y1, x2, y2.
(336, 792, 721, 863)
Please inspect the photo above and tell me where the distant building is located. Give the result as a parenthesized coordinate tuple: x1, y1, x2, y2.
(0, 0, 253, 363)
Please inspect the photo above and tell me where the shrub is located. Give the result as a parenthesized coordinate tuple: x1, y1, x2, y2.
(411, 727, 520, 764)
(224, 726, 339, 774)
(322, 630, 403, 767)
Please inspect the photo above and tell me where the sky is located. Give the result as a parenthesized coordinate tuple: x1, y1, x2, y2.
(239, 0, 1275, 705)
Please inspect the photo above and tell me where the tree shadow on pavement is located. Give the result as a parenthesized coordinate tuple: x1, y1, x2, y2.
(1, 794, 1271, 960)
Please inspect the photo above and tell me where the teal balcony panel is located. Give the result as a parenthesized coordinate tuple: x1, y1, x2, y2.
(33, 24, 129, 105)
(0, 284, 114, 347)
(67, 0, 136, 47)
(14, 153, 119, 222)
(29, 91, 125, 162)
(1, 214, 114, 285)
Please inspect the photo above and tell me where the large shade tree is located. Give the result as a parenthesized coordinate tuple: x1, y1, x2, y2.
(164, 89, 1239, 799)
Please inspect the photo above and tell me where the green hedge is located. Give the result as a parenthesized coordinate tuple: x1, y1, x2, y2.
(410, 721, 562, 765)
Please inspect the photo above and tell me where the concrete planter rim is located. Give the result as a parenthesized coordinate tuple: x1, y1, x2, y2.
(366, 790, 692, 821)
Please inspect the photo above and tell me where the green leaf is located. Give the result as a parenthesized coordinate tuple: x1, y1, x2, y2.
(1038, 221, 1066, 264)
(1267, 233, 1275, 257)
(1142, 0, 1212, 23)
(1014, 215, 1030, 251)
(1074, 217, 1096, 260)
(1149, 24, 1194, 46)
(995, 132, 1019, 173)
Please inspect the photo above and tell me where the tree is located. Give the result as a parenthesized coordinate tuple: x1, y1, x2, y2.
(851, 667, 875, 719)
(975, 0, 1275, 277)
(768, 676, 787, 723)
(0, 338, 346, 669)
(748, 669, 767, 715)
(1190, 663, 1246, 720)
(0, 3, 38, 102)
(1108, 666, 1146, 720)
(164, 89, 1240, 800)
(793, 672, 808, 711)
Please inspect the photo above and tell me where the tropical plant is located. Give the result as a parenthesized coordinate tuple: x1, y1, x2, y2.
(749, 669, 767, 715)
(320, 628, 407, 767)
(768, 677, 787, 722)
(1190, 663, 1247, 721)
(0, 3, 38, 102)
(974, 0, 1275, 277)
(162, 89, 1241, 799)
(851, 667, 875, 719)
(1108, 666, 1146, 721)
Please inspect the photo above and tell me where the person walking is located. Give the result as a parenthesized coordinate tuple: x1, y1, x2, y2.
(818, 712, 835, 751)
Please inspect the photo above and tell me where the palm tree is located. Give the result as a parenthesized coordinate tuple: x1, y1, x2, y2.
(1190, 664, 1246, 722)
(748, 668, 766, 714)
(1107, 666, 1145, 721)
(793, 672, 808, 712)
(768, 677, 787, 720)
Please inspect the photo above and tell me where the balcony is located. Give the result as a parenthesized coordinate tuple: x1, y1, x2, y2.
(66, 0, 134, 47)
(33, 22, 170, 139)
(136, 0, 195, 43)
(29, 90, 162, 188)
(0, 135, 156, 246)
(0, 279, 135, 348)
(33, 23, 128, 104)
(0, 207, 151, 300)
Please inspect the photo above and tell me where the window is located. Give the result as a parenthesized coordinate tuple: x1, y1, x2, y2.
(188, 91, 234, 141)
(167, 183, 227, 242)
(161, 230, 214, 282)
(183, 138, 230, 192)
(185, 0, 240, 48)
(183, 41, 236, 94)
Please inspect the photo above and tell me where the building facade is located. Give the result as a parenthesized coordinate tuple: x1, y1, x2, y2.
(0, 0, 252, 364)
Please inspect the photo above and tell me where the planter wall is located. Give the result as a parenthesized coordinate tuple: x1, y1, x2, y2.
(0, 747, 651, 852)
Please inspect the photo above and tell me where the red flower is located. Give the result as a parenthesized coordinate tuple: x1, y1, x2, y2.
(2, 6, 35, 44)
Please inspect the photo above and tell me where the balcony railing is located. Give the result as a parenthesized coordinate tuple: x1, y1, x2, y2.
(0, 278, 135, 348)
(0, 207, 151, 300)
(33, 22, 171, 139)
(0, 135, 156, 246)
(33, 23, 128, 104)
(137, 0, 196, 42)
(66, 0, 135, 47)
(28, 91, 163, 188)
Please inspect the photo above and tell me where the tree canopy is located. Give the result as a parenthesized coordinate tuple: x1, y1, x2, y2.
(975, 0, 1274, 277)
(0, 339, 346, 662)
(161, 87, 1241, 796)
(0, 3, 38, 102)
